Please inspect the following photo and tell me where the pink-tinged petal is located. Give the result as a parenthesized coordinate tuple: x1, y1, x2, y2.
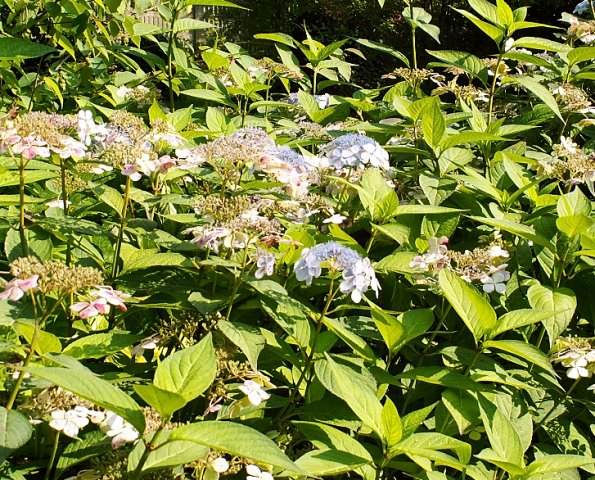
(8, 287, 25, 301)
(18, 275, 39, 292)
(70, 302, 89, 313)
(79, 305, 100, 319)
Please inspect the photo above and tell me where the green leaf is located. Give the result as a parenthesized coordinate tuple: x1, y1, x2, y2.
(62, 332, 139, 359)
(254, 33, 296, 47)
(468, 0, 501, 24)
(488, 310, 558, 339)
(483, 340, 555, 374)
(396, 367, 486, 392)
(499, 152, 539, 203)
(128, 432, 209, 475)
(153, 333, 216, 403)
(315, 354, 384, 437)
(419, 173, 458, 206)
(524, 455, 594, 478)
(16, 322, 61, 355)
(0, 407, 32, 450)
(557, 215, 593, 238)
(527, 285, 576, 347)
(438, 269, 497, 343)
(375, 251, 419, 274)
(371, 309, 405, 353)
(181, 89, 237, 109)
(392, 432, 472, 464)
(134, 384, 186, 420)
(0, 37, 55, 59)
(93, 185, 124, 217)
(512, 37, 568, 52)
(54, 431, 110, 479)
(440, 132, 504, 150)
(501, 76, 563, 121)
(355, 38, 410, 66)
(454, 8, 504, 44)
(496, 0, 514, 27)
(357, 168, 394, 220)
(123, 252, 192, 272)
(5, 227, 52, 262)
(557, 188, 591, 217)
(254, 281, 313, 349)
(479, 395, 525, 467)
(323, 316, 376, 362)
(382, 398, 403, 450)
(371, 223, 410, 245)
(403, 7, 441, 43)
(294, 421, 375, 480)
(568, 46, 595, 65)
(132, 22, 163, 37)
(169, 422, 305, 474)
(205, 107, 228, 132)
(422, 99, 446, 150)
(441, 389, 480, 435)
(467, 216, 555, 251)
(24, 366, 145, 433)
(218, 321, 265, 370)
(295, 449, 370, 476)
(173, 18, 215, 32)
(394, 205, 465, 215)
(402, 403, 438, 438)
(186, 0, 246, 7)
(427, 50, 488, 85)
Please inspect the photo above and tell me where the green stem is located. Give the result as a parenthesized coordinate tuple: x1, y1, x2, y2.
(111, 176, 132, 280)
(463, 345, 483, 376)
(313, 69, 318, 94)
(410, 2, 417, 69)
(534, 377, 581, 433)
(18, 155, 29, 257)
(44, 430, 60, 480)
(224, 244, 250, 322)
(167, 8, 180, 112)
(487, 47, 506, 125)
(60, 158, 71, 267)
(365, 228, 378, 254)
(274, 281, 338, 425)
(7, 293, 67, 410)
(402, 304, 450, 413)
(28, 55, 45, 112)
(130, 427, 166, 480)
(6, 321, 39, 410)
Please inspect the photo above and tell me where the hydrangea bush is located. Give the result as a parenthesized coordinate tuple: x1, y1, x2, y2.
(0, 0, 595, 479)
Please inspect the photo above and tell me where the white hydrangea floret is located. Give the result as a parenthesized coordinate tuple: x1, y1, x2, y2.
(49, 408, 89, 438)
(238, 380, 271, 406)
(246, 465, 274, 480)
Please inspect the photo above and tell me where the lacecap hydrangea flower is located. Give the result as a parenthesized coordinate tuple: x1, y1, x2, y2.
(319, 133, 390, 170)
(294, 241, 380, 302)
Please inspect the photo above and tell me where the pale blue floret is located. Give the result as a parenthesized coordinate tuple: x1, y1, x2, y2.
(319, 133, 390, 170)
(574, 0, 591, 14)
(294, 241, 380, 302)
(271, 146, 309, 168)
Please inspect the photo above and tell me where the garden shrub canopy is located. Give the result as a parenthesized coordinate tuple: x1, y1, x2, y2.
(0, 0, 595, 479)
